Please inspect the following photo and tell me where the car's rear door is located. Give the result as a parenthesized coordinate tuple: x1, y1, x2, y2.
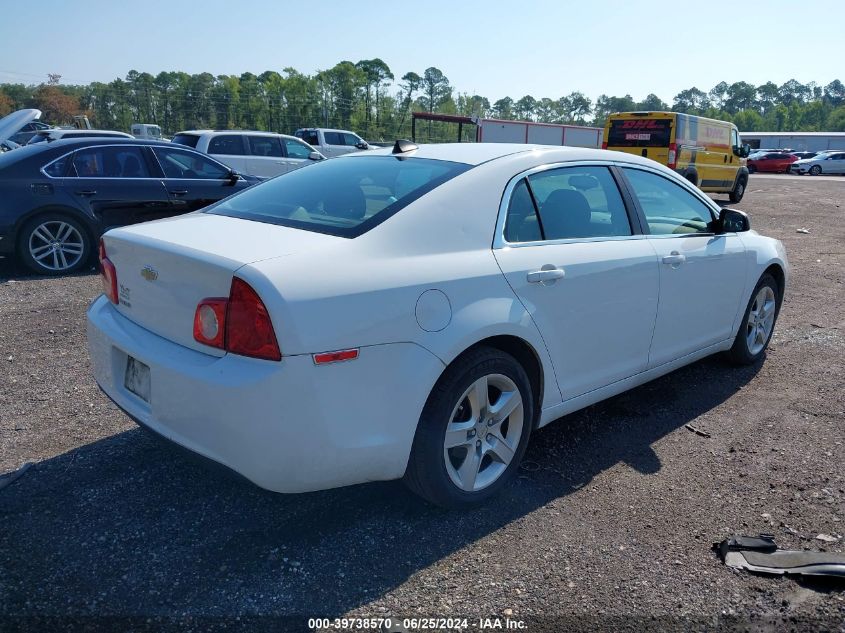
(244, 135, 288, 178)
(206, 134, 249, 174)
(493, 164, 659, 401)
(63, 144, 171, 231)
(619, 166, 747, 368)
(149, 145, 245, 213)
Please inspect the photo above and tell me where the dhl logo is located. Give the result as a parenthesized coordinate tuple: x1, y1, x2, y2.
(619, 120, 668, 130)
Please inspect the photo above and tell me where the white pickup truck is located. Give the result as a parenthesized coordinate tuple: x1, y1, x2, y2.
(294, 128, 374, 157)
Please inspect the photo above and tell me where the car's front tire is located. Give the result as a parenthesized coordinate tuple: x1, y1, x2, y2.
(18, 213, 92, 275)
(404, 346, 534, 508)
(725, 274, 781, 365)
(809, 165, 822, 176)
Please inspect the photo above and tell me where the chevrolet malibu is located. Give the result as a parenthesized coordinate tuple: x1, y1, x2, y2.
(87, 142, 788, 508)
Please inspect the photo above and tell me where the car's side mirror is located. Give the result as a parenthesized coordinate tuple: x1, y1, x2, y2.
(717, 208, 750, 233)
(308, 151, 324, 161)
(355, 141, 369, 150)
(227, 170, 240, 184)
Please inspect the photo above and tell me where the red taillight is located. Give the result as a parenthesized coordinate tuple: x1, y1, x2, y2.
(668, 142, 677, 169)
(193, 298, 227, 350)
(194, 278, 281, 361)
(98, 238, 118, 304)
(601, 141, 608, 150)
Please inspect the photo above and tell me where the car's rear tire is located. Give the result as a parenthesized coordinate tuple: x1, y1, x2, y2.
(404, 346, 534, 508)
(729, 176, 747, 203)
(17, 213, 92, 276)
(725, 274, 780, 365)
(809, 165, 822, 176)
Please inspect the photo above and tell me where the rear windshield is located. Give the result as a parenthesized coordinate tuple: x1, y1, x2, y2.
(205, 155, 471, 238)
(171, 133, 200, 148)
(608, 119, 672, 147)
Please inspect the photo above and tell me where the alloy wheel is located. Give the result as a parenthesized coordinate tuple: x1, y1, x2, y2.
(443, 373, 524, 492)
(28, 220, 85, 272)
(746, 285, 776, 355)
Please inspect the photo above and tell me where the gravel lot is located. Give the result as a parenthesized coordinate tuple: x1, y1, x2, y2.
(1, 176, 843, 632)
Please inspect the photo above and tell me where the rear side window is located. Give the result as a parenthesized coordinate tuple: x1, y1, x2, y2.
(608, 118, 672, 147)
(298, 130, 319, 146)
(206, 156, 470, 238)
(170, 134, 200, 148)
(504, 166, 631, 241)
(324, 132, 344, 145)
(208, 135, 245, 156)
(70, 146, 150, 178)
(43, 155, 71, 177)
(247, 136, 283, 157)
(623, 168, 716, 235)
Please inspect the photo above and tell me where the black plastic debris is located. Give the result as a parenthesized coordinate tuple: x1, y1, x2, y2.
(714, 534, 845, 578)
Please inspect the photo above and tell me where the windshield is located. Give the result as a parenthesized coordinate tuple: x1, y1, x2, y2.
(206, 155, 471, 238)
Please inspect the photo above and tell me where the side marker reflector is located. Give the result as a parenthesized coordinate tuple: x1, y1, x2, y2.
(313, 349, 360, 365)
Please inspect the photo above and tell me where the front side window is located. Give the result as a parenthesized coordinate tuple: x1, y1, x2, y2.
(70, 146, 150, 178)
(283, 139, 313, 159)
(208, 135, 245, 156)
(206, 156, 470, 238)
(247, 136, 283, 157)
(152, 147, 230, 179)
(342, 133, 362, 146)
(504, 166, 631, 241)
(623, 168, 716, 235)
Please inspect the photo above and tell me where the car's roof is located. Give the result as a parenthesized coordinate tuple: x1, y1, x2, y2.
(353, 142, 654, 167)
(36, 129, 132, 136)
(175, 129, 303, 140)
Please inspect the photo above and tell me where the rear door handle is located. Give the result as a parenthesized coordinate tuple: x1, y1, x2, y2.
(662, 251, 686, 266)
(74, 190, 97, 197)
(168, 189, 188, 196)
(527, 267, 565, 284)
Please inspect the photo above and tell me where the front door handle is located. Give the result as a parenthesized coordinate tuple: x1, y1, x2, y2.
(168, 189, 188, 196)
(527, 267, 565, 284)
(74, 190, 97, 197)
(662, 251, 686, 267)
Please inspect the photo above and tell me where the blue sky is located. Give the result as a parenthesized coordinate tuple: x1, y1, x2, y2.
(2, 0, 843, 104)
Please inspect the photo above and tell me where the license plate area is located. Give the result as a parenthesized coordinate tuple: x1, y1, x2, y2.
(124, 356, 151, 403)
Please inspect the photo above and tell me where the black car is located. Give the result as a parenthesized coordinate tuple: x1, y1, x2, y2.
(0, 138, 259, 275)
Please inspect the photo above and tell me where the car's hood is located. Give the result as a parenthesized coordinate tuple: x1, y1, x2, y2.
(793, 158, 815, 164)
(0, 108, 42, 142)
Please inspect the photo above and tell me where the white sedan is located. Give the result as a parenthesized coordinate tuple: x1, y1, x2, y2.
(87, 142, 788, 508)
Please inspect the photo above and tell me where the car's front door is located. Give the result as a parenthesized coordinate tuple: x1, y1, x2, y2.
(64, 144, 171, 231)
(494, 165, 660, 401)
(149, 146, 245, 213)
(620, 167, 747, 368)
(282, 137, 319, 172)
(826, 152, 845, 174)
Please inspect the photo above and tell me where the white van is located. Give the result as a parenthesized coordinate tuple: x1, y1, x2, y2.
(170, 130, 325, 178)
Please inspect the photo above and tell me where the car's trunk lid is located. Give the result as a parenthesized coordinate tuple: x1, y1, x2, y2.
(102, 213, 342, 355)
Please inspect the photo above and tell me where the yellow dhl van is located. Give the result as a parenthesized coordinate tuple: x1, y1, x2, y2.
(603, 111, 751, 202)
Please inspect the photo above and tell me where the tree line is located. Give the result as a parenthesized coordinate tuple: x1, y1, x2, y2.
(2, 63, 844, 142)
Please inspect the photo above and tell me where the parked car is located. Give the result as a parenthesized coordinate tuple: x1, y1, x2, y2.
(294, 127, 373, 157)
(0, 138, 259, 275)
(131, 123, 164, 140)
(87, 142, 788, 508)
(747, 151, 798, 174)
(0, 140, 20, 153)
(0, 108, 51, 146)
(170, 130, 325, 178)
(790, 151, 845, 175)
(27, 129, 134, 144)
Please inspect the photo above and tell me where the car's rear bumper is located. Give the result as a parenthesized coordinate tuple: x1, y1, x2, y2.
(87, 295, 444, 493)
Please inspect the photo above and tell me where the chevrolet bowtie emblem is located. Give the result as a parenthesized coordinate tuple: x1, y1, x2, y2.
(140, 266, 158, 282)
